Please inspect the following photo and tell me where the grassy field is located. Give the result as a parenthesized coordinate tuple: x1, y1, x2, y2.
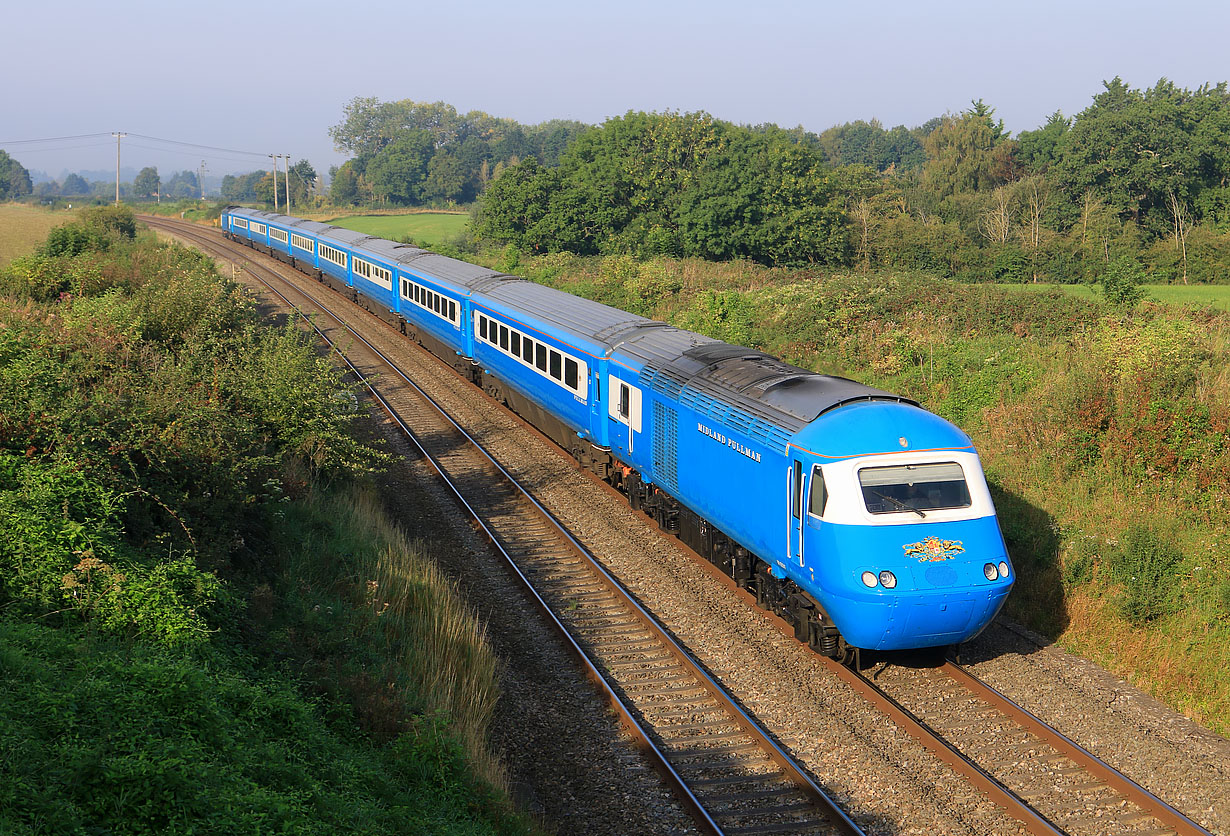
(0, 204, 71, 266)
(327, 212, 469, 246)
(1009, 281, 1230, 310)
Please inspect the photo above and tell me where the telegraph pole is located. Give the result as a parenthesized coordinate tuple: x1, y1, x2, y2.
(112, 132, 126, 205)
(282, 155, 291, 214)
(268, 153, 279, 212)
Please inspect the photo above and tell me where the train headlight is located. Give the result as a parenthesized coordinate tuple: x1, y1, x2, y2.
(861, 571, 878, 588)
(878, 570, 897, 589)
(983, 563, 998, 581)
(998, 561, 1009, 579)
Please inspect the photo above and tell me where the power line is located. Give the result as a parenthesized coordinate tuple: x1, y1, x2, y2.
(127, 133, 268, 158)
(0, 132, 113, 145)
(123, 140, 267, 166)
(1, 131, 270, 159)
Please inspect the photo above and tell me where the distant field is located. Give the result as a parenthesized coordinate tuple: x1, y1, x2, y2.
(0, 204, 69, 266)
(1007, 282, 1230, 311)
(326, 213, 469, 246)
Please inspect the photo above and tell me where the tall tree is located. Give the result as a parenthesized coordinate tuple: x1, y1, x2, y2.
(1047, 77, 1225, 236)
(920, 105, 1014, 198)
(366, 131, 434, 204)
(60, 173, 89, 195)
(133, 166, 161, 200)
(0, 151, 32, 199)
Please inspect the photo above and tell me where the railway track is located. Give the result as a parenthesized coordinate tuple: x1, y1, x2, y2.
(834, 658, 1213, 836)
(145, 216, 1217, 836)
(142, 216, 862, 836)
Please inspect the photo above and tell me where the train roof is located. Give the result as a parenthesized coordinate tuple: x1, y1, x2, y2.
(477, 280, 646, 353)
(224, 206, 911, 434)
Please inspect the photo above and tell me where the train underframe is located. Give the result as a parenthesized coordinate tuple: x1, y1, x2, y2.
(229, 230, 856, 663)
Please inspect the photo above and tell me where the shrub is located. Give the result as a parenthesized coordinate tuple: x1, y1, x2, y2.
(1106, 525, 1184, 625)
(1099, 255, 1145, 306)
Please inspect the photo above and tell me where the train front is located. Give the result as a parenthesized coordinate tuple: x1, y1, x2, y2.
(792, 400, 1013, 651)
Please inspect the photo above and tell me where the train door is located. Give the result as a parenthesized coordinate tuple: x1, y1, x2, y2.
(789, 459, 805, 567)
(607, 374, 642, 456)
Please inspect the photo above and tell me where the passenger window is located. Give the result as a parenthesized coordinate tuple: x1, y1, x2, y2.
(564, 358, 578, 390)
(549, 351, 561, 380)
(449, 300, 456, 321)
(499, 326, 508, 351)
(511, 332, 521, 356)
(808, 466, 828, 517)
(479, 316, 487, 340)
(522, 337, 534, 363)
(535, 344, 547, 372)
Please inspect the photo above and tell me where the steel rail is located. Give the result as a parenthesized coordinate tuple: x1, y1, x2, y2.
(143, 215, 864, 836)
(941, 661, 1214, 836)
(824, 660, 1066, 836)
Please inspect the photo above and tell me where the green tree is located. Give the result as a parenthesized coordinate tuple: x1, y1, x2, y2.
(163, 170, 199, 200)
(1100, 255, 1145, 306)
(132, 166, 160, 200)
(921, 105, 1014, 198)
(287, 159, 317, 205)
(1016, 111, 1071, 172)
(1048, 78, 1230, 237)
(60, 173, 89, 195)
(0, 151, 32, 200)
(329, 161, 363, 206)
(366, 131, 434, 204)
(422, 150, 467, 204)
(818, 120, 926, 171)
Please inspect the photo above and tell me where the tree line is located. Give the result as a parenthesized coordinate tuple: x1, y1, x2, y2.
(220, 159, 317, 206)
(326, 98, 589, 207)
(471, 78, 1230, 283)
(3, 160, 207, 203)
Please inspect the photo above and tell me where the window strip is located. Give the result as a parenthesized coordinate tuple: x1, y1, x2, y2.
(475, 313, 587, 399)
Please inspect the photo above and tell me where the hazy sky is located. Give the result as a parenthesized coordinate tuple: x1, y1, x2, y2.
(4, 0, 1229, 181)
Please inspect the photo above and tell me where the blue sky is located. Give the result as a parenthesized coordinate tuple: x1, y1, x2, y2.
(4, 0, 1229, 181)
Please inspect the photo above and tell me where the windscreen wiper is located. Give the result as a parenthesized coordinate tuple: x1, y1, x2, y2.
(870, 489, 926, 518)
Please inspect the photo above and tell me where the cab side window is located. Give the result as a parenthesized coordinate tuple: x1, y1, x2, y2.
(808, 465, 828, 517)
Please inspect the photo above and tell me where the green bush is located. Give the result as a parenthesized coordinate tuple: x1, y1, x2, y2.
(1107, 525, 1184, 625)
(1100, 255, 1145, 306)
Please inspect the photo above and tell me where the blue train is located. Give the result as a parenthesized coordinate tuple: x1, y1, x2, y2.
(222, 206, 1014, 660)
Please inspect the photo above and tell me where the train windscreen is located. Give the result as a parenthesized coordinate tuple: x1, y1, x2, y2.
(858, 462, 971, 516)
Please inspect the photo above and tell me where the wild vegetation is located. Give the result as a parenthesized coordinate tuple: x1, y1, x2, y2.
(484, 248, 1230, 734)
(0, 208, 534, 835)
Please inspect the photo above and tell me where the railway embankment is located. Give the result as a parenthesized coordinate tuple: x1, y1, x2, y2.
(0, 209, 537, 836)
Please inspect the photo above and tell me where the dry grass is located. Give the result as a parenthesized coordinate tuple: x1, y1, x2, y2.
(1059, 590, 1229, 734)
(309, 486, 507, 790)
(0, 203, 71, 267)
